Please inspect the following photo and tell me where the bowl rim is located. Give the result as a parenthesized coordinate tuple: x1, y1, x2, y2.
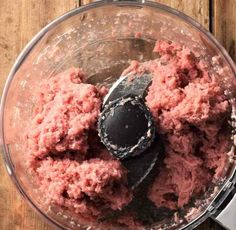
(1, 0, 235, 229)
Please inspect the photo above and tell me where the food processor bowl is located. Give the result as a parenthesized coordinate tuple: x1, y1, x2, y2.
(1, 0, 236, 229)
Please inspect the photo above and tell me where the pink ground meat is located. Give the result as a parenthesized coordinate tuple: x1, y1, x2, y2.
(25, 67, 132, 222)
(25, 40, 231, 229)
(36, 157, 132, 218)
(26, 68, 104, 164)
(123, 41, 230, 210)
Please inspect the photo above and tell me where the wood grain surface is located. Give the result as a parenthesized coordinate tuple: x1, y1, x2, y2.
(0, 0, 234, 230)
(212, 0, 236, 62)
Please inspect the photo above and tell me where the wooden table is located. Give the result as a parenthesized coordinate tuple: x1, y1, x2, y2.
(0, 1, 235, 229)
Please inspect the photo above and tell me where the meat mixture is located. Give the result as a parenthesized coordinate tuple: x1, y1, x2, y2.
(25, 41, 230, 229)
(25, 68, 133, 223)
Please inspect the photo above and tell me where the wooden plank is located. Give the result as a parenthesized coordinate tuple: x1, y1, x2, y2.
(152, 0, 210, 29)
(81, 0, 210, 29)
(0, 0, 77, 94)
(213, 0, 236, 62)
(0, 1, 77, 230)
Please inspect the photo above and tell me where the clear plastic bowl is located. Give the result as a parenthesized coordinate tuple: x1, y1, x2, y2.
(1, 1, 236, 229)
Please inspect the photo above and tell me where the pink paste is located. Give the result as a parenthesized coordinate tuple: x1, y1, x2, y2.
(123, 41, 230, 210)
(26, 68, 103, 163)
(36, 157, 132, 218)
(25, 67, 132, 222)
(25, 40, 231, 229)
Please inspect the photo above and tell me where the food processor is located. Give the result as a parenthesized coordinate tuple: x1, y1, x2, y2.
(1, 0, 236, 229)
